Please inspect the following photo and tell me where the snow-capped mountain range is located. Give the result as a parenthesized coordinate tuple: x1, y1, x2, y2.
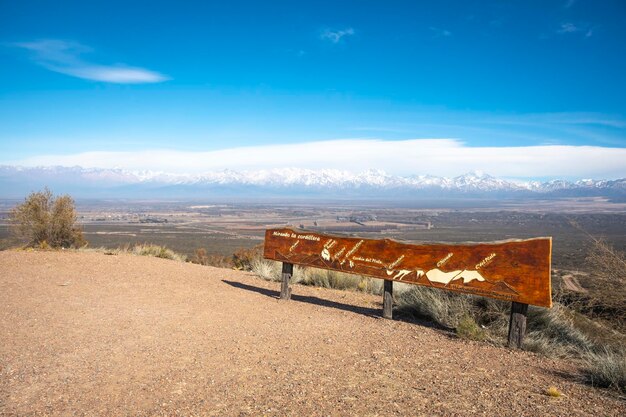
(1, 165, 625, 199)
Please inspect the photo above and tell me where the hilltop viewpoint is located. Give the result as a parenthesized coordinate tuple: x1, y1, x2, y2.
(1, 250, 624, 416)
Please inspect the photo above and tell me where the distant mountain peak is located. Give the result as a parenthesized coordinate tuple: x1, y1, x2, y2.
(0, 165, 624, 199)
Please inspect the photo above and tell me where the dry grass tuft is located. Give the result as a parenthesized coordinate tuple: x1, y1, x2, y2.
(582, 348, 626, 393)
(545, 386, 562, 397)
(395, 286, 474, 329)
(130, 243, 187, 262)
(250, 258, 383, 294)
(250, 258, 281, 281)
(79, 244, 187, 262)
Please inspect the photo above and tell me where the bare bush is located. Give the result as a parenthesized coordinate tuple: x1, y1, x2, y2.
(232, 244, 264, 271)
(190, 248, 232, 268)
(10, 188, 85, 248)
(580, 240, 626, 329)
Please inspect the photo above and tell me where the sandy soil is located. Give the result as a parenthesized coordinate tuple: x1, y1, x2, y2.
(0, 250, 623, 416)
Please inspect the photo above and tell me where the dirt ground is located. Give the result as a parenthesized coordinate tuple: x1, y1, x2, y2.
(0, 251, 623, 416)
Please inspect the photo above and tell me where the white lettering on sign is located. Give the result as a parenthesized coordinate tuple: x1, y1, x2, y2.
(476, 253, 497, 269)
(297, 234, 321, 241)
(388, 255, 405, 270)
(353, 256, 384, 265)
(344, 240, 364, 261)
(437, 253, 454, 267)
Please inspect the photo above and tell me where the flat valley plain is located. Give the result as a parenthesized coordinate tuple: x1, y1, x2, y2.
(1, 197, 625, 274)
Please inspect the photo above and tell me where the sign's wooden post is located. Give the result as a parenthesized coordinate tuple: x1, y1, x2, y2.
(383, 280, 393, 319)
(280, 262, 293, 300)
(507, 302, 529, 349)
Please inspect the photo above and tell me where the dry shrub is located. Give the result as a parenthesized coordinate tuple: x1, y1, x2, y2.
(190, 248, 232, 268)
(232, 244, 264, 270)
(576, 240, 626, 330)
(10, 188, 86, 249)
(189, 244, 263, 270)
(582, 348, 626, 393)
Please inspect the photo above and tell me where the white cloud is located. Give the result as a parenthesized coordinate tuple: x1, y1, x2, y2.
(556, 23, 593, 38)
(558, 23, 580, 33)
(6, 139, 626, 180)
(12, 39, 169, 84)
(320, 27, 355, 43)
(429, 27, 452, 37)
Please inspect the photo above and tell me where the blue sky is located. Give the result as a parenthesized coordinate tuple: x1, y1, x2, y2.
(1, 0, 625, 178)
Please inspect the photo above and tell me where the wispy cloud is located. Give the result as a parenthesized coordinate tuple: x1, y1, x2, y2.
(7, 139, 626, 179)
(11, 39, 169, 84)
(557, 22, 592, 37)
(429, 27, 452, 37)
(320, 27, 355, 43)
(558, 22, 579, 33)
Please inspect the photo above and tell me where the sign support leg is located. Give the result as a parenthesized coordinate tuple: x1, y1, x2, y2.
(507, 302, 528, 349)
(280, 262, 293, 300)
(383, 280, 393, 319)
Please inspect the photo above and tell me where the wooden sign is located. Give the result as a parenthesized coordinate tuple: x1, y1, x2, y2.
(263, 228, 552, 308)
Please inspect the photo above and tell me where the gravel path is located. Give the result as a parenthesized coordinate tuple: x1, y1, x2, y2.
(0, 251, 623, 416)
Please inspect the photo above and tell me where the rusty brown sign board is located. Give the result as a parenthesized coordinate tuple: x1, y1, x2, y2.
(264, 228, 552, 308)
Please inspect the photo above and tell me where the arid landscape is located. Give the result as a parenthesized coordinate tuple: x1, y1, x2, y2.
(1, 250, 624, 416)
(1, 197, 625, 415)
(3, 2, 626, 415)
